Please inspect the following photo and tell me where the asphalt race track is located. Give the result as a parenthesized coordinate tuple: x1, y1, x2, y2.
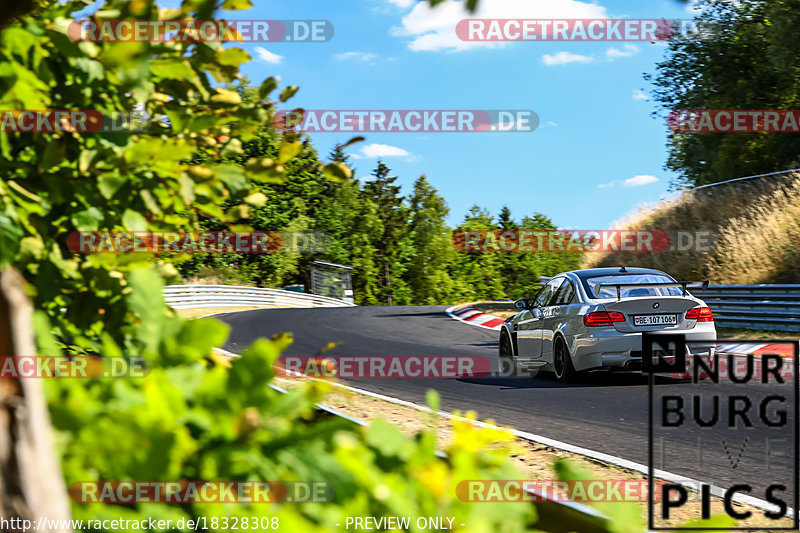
(220, 305, 797, 512)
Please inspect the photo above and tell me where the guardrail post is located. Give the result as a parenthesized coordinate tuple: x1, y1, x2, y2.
(0, 269, 72, 531)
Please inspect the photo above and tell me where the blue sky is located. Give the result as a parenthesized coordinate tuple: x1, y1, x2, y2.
(204, 0, 697, 227)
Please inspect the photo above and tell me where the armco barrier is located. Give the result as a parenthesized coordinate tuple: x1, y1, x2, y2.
(538, 278, 800, 332)
(702, 284, 800, 331)
(163, 285, 354, 309)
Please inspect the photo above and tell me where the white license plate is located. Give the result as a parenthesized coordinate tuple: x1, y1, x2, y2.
(634, 314, 678, 326)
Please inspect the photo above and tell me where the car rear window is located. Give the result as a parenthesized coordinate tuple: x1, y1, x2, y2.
(583, 274, 683, 298)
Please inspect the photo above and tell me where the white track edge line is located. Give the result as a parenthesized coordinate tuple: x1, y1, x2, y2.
(215, 320, 794, 518)
(277, 373, 791, 516)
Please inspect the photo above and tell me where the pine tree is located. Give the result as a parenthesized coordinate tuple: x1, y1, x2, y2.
(498, 205, 518, 230)
(451, 205, 506, 300)
(496, 205, 521, 295)
(362, 161, 409, 305)
(328, 143, 352, 168)
(405, 175, 458, 304)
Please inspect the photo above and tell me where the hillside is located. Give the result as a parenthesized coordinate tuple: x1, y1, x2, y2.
(584, 172, 800, 284)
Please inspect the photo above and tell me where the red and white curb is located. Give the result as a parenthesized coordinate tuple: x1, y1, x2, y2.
(445, 303, 505, 331)
(718, 342, 794, 357)
(445, 308, 796, 379)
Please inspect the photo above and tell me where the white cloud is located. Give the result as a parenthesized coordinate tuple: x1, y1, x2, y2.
(254, 47, 283, 64)
(624, 175, 659, 187)
(392, 0, 608, 52)
(598, 175, 660, 188)
(606, 43, 639, 59)
(546, 121, 557, 127)
(361, 143, 412, 158)
(542, 51, 594, 66)
(388, 0, 416, 7)
(632, 89, 648, 100)
(334, 51, 379, 61)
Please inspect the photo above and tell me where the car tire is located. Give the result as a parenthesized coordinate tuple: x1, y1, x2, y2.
(499, 331, 513, 359)
(553, 337, 576, 383)
(498, 331, 516, 376)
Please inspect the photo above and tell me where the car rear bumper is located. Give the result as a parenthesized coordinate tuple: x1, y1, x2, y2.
(569, 326, 717, 372)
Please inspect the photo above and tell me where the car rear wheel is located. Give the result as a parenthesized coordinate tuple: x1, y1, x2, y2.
(498, 331, 516, 376)
(499, 331, 513, 359)
(553, 337, 576, 383)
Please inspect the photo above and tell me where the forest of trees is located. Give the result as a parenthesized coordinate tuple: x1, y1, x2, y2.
(177, 119, 583, 305)
(650, 0, 800, 188)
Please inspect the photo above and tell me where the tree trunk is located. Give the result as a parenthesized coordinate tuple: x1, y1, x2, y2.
(0, 269, 72, 532)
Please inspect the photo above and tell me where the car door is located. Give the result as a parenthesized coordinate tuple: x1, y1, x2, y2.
(516, 277, 563, 360)
(541, 278, 575, 360)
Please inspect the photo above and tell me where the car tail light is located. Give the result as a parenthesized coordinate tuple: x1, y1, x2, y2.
(583, 311, 626, 327)
(686, 307, 713, 322)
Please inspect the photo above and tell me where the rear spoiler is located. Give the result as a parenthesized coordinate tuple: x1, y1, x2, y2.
(594, 280, 709, 300)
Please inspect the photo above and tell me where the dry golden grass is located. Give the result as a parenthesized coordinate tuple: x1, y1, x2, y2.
(174, 306, 265, 319)
(585, 173, 800, 283)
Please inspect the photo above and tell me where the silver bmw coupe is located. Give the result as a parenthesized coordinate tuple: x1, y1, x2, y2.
(499, 267, 717, 382)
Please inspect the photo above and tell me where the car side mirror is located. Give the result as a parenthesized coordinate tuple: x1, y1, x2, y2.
(514, 299, 536, 310)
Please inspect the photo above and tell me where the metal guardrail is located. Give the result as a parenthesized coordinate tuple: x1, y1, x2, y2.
(688, 167, 800, 192)
(701, 284, 800, 331)
(163, 285, 355, 309)
(538, 277, 800, 332)
(169, 281, 800, 329)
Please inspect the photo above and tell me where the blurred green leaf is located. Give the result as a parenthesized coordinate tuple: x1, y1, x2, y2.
(222, 0, 253, 9)
(216, 48, 250, 67)
(122, 209, 148, 231)
(339, 136, 365, 150)
(321, 162, 352, 182)
(259, 76, 278, 99)
(679, 515, 738, 530)
(426, 389, 441, 412)
(277, 139, 302, 164)
(279, 85, 299, 102)
(72, 207, 104, 231)
(212, 164, 248, 194)
(151, 59, 194, 80)
(125, 268, 166, 353)
(97, 174, 125, 200)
